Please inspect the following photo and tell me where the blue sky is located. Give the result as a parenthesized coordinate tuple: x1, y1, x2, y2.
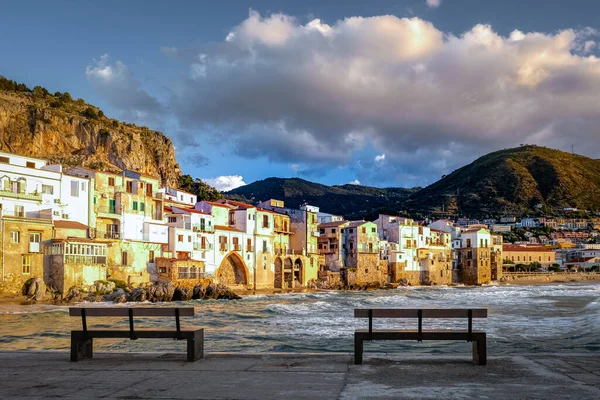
(1, 0, 599, 190)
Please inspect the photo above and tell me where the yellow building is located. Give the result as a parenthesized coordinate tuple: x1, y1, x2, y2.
(502, 244, 556, 269)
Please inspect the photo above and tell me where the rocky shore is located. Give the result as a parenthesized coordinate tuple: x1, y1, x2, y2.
(21, 278, 242, 304)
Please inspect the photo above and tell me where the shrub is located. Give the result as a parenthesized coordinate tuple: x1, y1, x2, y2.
(60, 92, 72, 102)
(98, 110, 104, 118)
(111, 120, 119, 127)
(82, 107, 99, 119)
(50, 100, 63, 108)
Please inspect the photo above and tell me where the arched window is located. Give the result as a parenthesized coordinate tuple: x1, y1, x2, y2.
(0, 176, 10, 191)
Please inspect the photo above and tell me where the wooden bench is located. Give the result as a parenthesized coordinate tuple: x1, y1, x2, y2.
(69, 307, 203, 362)
(354, 308, 487, 365)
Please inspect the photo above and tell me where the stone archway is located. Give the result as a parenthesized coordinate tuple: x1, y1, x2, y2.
(217, 252, 248, 285)
(284, 257, 293, 288)
(274, 257, 283, 289)
(294, 258, 303, 285)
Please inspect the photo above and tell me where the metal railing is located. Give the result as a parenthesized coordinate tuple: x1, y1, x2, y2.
(64, 255, 107, 265)
(97, 231, 121, 239)
(96, 205, 121, 215)
(0, 210, 52, 222)
(192, 224, 214, 233)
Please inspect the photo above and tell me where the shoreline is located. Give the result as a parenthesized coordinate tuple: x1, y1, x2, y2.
(1, 276, 598, 305)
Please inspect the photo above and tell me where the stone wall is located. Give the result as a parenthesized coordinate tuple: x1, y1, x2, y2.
(460, 248, 492, 285)
(156, 257, 205, 284)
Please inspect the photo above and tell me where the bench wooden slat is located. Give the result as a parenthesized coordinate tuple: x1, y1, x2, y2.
(71, 329, 200, 339)
(354, 308, 487, 319)
(69, 307, 195, 317)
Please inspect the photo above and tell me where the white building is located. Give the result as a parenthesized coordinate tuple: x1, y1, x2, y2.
(0, 151, 90, 226)
(159, 187, 197, 206)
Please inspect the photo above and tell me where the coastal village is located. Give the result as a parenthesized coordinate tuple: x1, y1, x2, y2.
(0, 149, 598, 298)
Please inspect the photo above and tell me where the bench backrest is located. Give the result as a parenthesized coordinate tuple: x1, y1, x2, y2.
(354, 309, 487, 319)
(355, 308, 487, 334)
(69, 307, 195, 317)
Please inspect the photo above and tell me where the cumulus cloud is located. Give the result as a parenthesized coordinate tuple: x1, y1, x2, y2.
(86, 54, 162, 122)
(426, 0, 442, 8)
(375, 154, 386, 163)
(348, 179, 361, 185)
(203, 175, 246, 191)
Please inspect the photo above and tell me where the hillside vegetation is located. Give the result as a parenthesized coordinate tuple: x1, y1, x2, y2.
(226, 177, 418, 220)
(405, 146, 600, 218)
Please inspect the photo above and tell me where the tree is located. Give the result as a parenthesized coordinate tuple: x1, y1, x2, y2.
(179, 174, 222, 201)
(32, 85, 49, 97)
(98, 110, 104, 118)
(529, 261, 542, 272)
(60, 92, 72, 102)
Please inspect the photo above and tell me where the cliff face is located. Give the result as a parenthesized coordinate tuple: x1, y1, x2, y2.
(0, 90, 181, 186)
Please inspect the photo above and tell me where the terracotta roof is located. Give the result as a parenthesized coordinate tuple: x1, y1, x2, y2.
(204, 201, 236, 209)
(164, 205, 173, 212)
(214, 225, 244, 233)
(318, 221, 348, 228)
(54, 221, 89, 230)
(218, 199, 256, 209)
(461, 228, 489, 233)
(171, 206, 211, 216)
(344, 220, 369, 229)
(503, 245, 553, 252)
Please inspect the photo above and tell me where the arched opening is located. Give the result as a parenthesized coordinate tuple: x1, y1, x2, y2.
(217, 252, 248, 285)
(274, 257, 283, 289)
(294, 258, 303, 286)
(284, 257, 293, 288)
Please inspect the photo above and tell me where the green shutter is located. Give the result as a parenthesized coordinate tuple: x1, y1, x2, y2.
(133, 201, 138, 211)
(140, 203, 145, 212)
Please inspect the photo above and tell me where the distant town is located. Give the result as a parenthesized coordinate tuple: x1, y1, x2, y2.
(0, 149, 598, 299)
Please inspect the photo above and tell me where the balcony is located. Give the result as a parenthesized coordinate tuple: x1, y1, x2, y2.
(64, 255, 107, 265)
(232, 244, 241, 251)
(96, 205, 122, 216)
(0, 189, 42, 202)
(192, 224, 214, 233)
(193, 243, 213, 251)
(177, 269, 205, 280)
(97, 231, 121, 240)
(0, 210, 52, 222)
(275, 248, 305, 256)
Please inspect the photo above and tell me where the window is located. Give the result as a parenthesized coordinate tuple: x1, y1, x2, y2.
(201, 236, 207, 249)
(22, 255, 31, 274)
(126, 181, 133, 193)
(262, 240, 268, 253)
(349, 229, 354, 233)
(188, 235, 192, 243)
(146, 183, 153, 196)
(149, 250, 155, 263)
(42, 185, 53, 195)
(0, 156, 9, 163)
(108, 177, 115, 186)
(26, 161, 35, 168)
(466, 239, 471, 247)
(247, 238, 252, 252)
(263, 215, 269, 228)
(81, 182, 87, 192)
(122, 251, 128, 266)
(331, 228, 336, 234)
(140, 203, 145, 212)
(372, 227, 376, 233)
(248, 214, 251, 220)
(10, 231, 20, 243)
(70, 180, 79, 197)
(14, 205, 24, 217)
(133, 201, 138, 211)
(180, 195, 183, 201)
(178, 234, 184, 242)
(29, 232, 41, 253)
(168, 216, 177, 223)
(362, 227, 366, 234)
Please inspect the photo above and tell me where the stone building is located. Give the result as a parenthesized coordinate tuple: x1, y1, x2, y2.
(156, 257, 205, 283)
(318, 220, 349, 272)
(456, 228, 493, 285)
(341, 221, 384, 285)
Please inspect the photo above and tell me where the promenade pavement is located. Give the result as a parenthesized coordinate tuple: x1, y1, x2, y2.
(0, 351, 598, 399)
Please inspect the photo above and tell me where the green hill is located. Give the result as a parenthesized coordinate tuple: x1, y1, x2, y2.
(404, 145, 600, 218)
(225, 177, 418, 220)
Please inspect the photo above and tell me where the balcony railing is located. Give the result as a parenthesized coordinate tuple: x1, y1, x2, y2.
(194, 243, 213, 251)
(192, 224, 214, 233)
(275, 248, 305, 256)
(96, 205, 121, 215)
(0, 189, 42, 202)
(0, 210, 52, 222)
(64, 255, 107, 265)
(232, 244, 241, 251)
(97, 231, 121, 240)
(177, 270, 205, 280)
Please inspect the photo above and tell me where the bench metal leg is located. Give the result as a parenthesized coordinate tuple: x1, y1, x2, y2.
(472, 337, 486, 366)
(71, 331, 93, 362)
(354, 334, 363, 365)
(187, 329, 204, 362)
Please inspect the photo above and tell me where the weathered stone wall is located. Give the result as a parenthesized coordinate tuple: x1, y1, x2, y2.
(460, 248, 492, 285)
(217, 254, 248, 285)
(420, 249, 452, 285)
(156, 257, 205, 284)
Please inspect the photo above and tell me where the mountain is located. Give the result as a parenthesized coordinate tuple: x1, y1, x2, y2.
(225, 177, 418, 220)
(404, 145, 600, 218)
(0, 77, 181, 187)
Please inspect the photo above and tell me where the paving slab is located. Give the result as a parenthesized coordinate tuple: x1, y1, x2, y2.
(0, 351, 598, 399)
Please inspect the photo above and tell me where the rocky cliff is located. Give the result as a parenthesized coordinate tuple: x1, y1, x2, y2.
(0, 87, 181, 186)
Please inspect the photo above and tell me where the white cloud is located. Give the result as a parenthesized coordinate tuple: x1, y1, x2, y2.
(86, 54, 161, 122)
(426, 0, 442, 8)
(159, 12, 600, 185)
(348, 179, 361, 185)
(583, 40, 596, 53)
(375, 154, 386, 163)
(203, 175, 246, 192)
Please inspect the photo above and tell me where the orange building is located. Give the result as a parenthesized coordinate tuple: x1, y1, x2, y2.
(502, 245, 556, 267)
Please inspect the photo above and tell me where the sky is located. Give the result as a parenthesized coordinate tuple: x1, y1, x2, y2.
(1, 0, 599, 191)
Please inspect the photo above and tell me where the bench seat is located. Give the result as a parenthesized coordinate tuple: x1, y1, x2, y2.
(354, 308, 487, 366)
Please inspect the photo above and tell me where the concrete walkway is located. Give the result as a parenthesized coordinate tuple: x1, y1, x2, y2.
(0, 351, 598, 399)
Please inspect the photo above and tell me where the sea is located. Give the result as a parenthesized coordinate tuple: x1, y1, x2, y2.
(0, 283, 598, 355)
